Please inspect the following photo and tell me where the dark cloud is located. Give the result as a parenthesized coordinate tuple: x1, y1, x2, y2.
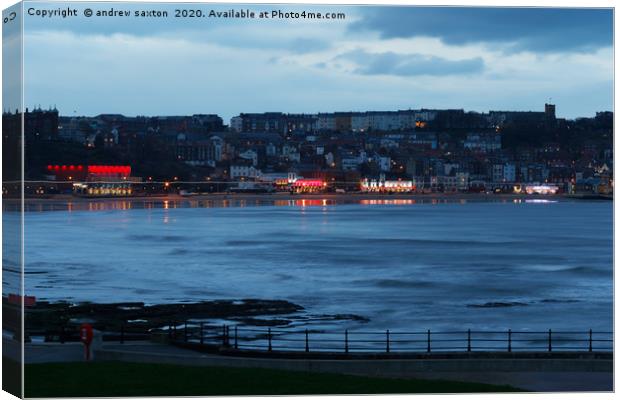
(337, 49, 484, 77)
(349, 7, 613, 53)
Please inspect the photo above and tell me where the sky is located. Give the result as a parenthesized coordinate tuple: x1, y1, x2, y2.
(15, 2, 614, 122)
(3, 3, 22, 113)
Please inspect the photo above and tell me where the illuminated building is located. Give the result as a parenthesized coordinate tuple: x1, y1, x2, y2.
(292, 179, 327, 193)
(525, 184, 559, 195)
(46, 164, 134, 197)
(259, 172, 297, 191)
(360, 178, 415, 193)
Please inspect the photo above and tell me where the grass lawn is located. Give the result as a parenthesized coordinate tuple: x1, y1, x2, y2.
(3, 357, 22, 397)
(16, 359, 523, 397)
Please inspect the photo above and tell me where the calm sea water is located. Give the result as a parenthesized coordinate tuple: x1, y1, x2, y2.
(7, 198, 614, 333)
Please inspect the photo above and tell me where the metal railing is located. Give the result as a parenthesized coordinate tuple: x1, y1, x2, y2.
(167, 323, 613, 354)
(32, 321, 613, 355)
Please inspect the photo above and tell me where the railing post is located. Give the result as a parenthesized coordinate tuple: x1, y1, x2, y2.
(234, 326, 238, 349)
(305, 329, 309, 352)
(200, 322, 204, 345)
(120, 324, 125, 344)
(168, 321, 172, 339)
(222, 325, 226, 347)
(184, 321, 188, 343)
(386, 330, 390, 353)
(589, 329, 593, 352)
(226, 325, 230, 346)
(548, 329, 552, 352)
(508, 329, 512, 352)
(345, 330, 349, 354)
(427, 329, 431, 352)
(268, 328, 272, 352)
(467, 329, 471, 352)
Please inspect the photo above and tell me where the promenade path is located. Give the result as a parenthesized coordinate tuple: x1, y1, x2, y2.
(6, 338, 612, 392)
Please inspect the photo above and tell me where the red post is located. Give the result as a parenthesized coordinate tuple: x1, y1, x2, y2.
(79, 323, 94, 361)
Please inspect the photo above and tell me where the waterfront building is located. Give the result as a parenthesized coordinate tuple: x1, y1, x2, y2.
(360, 177, 415, 192)
(525, 184, 559, 195)
(456, 172, 470, 191)
(44, 164, 137, 197)
(292, 179, 327, 193)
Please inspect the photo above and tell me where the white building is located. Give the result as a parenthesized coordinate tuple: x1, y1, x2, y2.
(230, 116, 243, 132)
(440, 175, 458, 192)
(230, 165, 261, 180)
(361, 178, 414, 192)
(368, 112, 400, 131)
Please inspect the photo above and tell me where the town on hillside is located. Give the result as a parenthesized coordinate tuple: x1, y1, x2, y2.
(2, 104, 613, 197)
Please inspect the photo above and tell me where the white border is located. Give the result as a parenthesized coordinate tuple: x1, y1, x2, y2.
(0, 1, 616, 400)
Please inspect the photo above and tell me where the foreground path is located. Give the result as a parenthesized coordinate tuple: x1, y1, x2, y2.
(13, 339, 613, 392)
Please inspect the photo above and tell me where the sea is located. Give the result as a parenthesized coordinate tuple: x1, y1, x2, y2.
(3, 197, 613, 339)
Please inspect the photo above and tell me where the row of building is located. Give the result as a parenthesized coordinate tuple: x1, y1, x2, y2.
(229, 104, 558, 133)
(2, 103, 613, 198)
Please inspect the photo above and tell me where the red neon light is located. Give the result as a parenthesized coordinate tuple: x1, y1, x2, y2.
(87, 165, 131, 175)
(54, 165, 60, 171)
(47, 165, 52, 170)
(294, 179, 325, 187)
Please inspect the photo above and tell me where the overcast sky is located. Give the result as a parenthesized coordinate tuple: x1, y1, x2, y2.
(19, 2, 613, 121)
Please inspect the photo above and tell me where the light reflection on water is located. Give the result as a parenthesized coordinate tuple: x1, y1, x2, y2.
(5, 196, 564, 213)
(5, 197, 613, 334)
